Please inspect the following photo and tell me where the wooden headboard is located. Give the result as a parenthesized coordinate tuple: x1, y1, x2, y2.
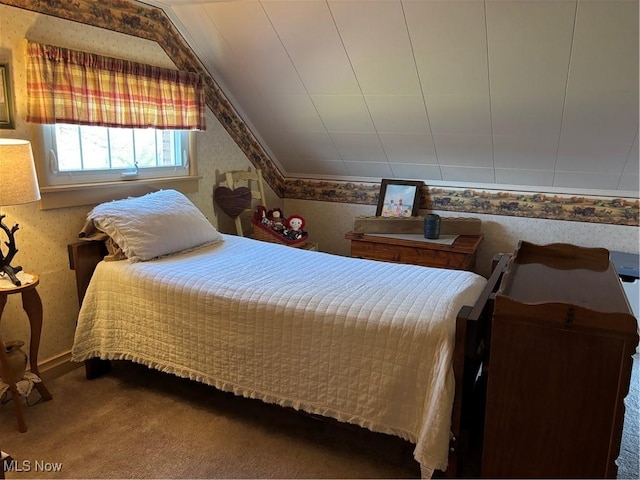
(68, 241, 108, 307)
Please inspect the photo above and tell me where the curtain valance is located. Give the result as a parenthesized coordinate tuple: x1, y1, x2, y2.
(26, 41, 206, 130)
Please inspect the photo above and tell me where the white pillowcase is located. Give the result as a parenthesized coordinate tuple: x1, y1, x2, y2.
(87, 189, 222, 262)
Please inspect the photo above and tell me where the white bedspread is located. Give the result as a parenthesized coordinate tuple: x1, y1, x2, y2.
(72, 234, 487, 475)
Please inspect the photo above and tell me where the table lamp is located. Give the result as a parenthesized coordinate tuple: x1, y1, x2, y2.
(0, 139, 41, 286)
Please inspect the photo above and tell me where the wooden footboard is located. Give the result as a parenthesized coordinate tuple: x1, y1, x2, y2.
(68, 240, 508, 476)
(449, 254, 509, 477)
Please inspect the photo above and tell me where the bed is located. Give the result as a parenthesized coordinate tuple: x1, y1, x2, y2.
(68, 190, 506, 478)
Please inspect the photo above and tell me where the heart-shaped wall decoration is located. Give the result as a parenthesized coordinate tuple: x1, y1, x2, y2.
(214, 186, 252, 218)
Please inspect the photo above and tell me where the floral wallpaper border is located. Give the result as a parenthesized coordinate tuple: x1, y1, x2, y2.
(285, 180, 639, 226)
(3, 0, 638, 227)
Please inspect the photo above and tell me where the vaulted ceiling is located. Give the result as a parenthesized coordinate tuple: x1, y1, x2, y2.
(144, 0, 639, 197)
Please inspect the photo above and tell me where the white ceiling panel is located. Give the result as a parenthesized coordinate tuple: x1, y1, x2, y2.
(148, 0, 639, 196)
(405, 0, 489, 95)
(390, 163, 443, 181)
(441, 166, 496, 184)
(426, 94, 492, 136)
(286, 159, 349, 177)
(203, 1, 306, 96)
(365, 95, 430, 134)
(288, 131, 341, 162)
(344, 161, 394, 178)
(486, 0, 576, 96)
(493, 134, 559, 170)
(554, 171, 624, 190)
(329, 0, 421, 95)
(379, 133, 437, 164)
(491, 93, 565, 137)
(311, 95, 375, 132)
(495, 168, 555, 187)
(618, 174, 640, 192)
(568, 0, 639, 94)
(329, 132, 387, 162)
(433, 134, 494, 168)
(264, 95, 325, 132)
(624, 131, 639, 174)
(262, 1, 361, 96)
(557, 92, 638, 172)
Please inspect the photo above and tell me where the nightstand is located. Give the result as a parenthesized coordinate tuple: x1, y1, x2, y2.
(0, 273, 53, 432)
(345, 232, 482, 271)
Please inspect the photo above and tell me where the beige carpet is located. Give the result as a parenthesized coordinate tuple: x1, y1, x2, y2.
(1, 355, 638, 479)
(1, 361, 420, 479)
(617, 353, 639, 480)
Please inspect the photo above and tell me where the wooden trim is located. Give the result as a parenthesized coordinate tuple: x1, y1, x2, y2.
(39, 175, 200, 210)
(38, 350, 82, 382)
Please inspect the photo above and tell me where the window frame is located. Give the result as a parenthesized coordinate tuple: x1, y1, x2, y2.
(32, 124, 200, 210)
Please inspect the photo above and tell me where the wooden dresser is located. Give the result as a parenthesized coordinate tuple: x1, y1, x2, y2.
(345, 231, 482, 271)
(482, 241, 639, 478)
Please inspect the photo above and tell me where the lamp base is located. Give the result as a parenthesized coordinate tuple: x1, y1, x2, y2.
(1, 265, 23, 286)
(0, 214, 23, 287)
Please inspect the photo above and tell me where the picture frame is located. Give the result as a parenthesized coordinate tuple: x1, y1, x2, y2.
(375, 179, 423, 217)
(0, 63, 15, 129)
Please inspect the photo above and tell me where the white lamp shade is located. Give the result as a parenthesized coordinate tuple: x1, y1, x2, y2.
(0, 139, 41, 205)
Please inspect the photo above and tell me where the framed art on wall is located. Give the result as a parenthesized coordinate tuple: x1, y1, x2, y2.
(0, 64, 15, 129)
(375, 179, 423, 217)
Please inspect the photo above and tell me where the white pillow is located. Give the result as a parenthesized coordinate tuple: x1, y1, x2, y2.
(87, 189, 222, 262)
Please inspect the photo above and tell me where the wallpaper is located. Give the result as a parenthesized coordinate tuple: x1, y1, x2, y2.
(0, 3, 256, 364)
(285, 180, 639, 226)
(2, 0, 637, 227)
(0, 0, 637, 372)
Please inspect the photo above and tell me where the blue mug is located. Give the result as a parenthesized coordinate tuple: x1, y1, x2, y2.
(424, 214, 441, 239)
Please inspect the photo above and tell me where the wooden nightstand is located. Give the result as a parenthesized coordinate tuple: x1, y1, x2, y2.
(0, 273, 53, 432)
(345, 232, 482, 271)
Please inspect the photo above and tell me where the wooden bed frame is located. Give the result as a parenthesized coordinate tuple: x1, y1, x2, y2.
(68, 240, 508, 477)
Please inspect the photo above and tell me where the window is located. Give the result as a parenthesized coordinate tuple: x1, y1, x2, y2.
(32, 124, 199, 210)
(40, 124, 191, 185)
(26, 42, 205, 209)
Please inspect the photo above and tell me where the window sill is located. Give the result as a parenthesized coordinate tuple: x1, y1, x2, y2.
(38, 175, 201, 210)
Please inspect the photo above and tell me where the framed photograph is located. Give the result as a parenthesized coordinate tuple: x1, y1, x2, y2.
(375, 179, 423, 217)
(0, 64, 15, 129)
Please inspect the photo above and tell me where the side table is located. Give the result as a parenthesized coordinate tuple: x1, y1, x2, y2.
(0, 273, 52, 432)
(345, 232, 483, 271)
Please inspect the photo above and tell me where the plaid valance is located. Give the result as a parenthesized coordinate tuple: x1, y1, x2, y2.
(26, 41, 206, 130)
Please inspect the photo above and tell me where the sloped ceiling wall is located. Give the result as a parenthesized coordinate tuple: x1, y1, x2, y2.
(150, 0, 638, 197)
(2, 0, 637, 226)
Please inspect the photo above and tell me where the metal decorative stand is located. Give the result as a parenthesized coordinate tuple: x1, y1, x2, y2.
(0, 214, 23, 286)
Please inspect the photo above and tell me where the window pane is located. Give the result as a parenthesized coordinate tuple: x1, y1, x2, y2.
(134, 129, 157, 168)
(50, 124, 186, 176)
(109, 128, 135, 168)
(159, 131, 177, 167)
(55, 125, 83, 171)
(79, 125, 110, 170)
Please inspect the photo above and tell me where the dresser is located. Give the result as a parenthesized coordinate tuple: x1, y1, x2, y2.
(344, 231, 482, 271)
(482, 241, 639, 478)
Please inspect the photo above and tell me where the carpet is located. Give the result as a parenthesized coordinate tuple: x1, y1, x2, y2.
(1, 361, 420, 479)
(1, 354, 638, 479)
(617, 353, 639, 480)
